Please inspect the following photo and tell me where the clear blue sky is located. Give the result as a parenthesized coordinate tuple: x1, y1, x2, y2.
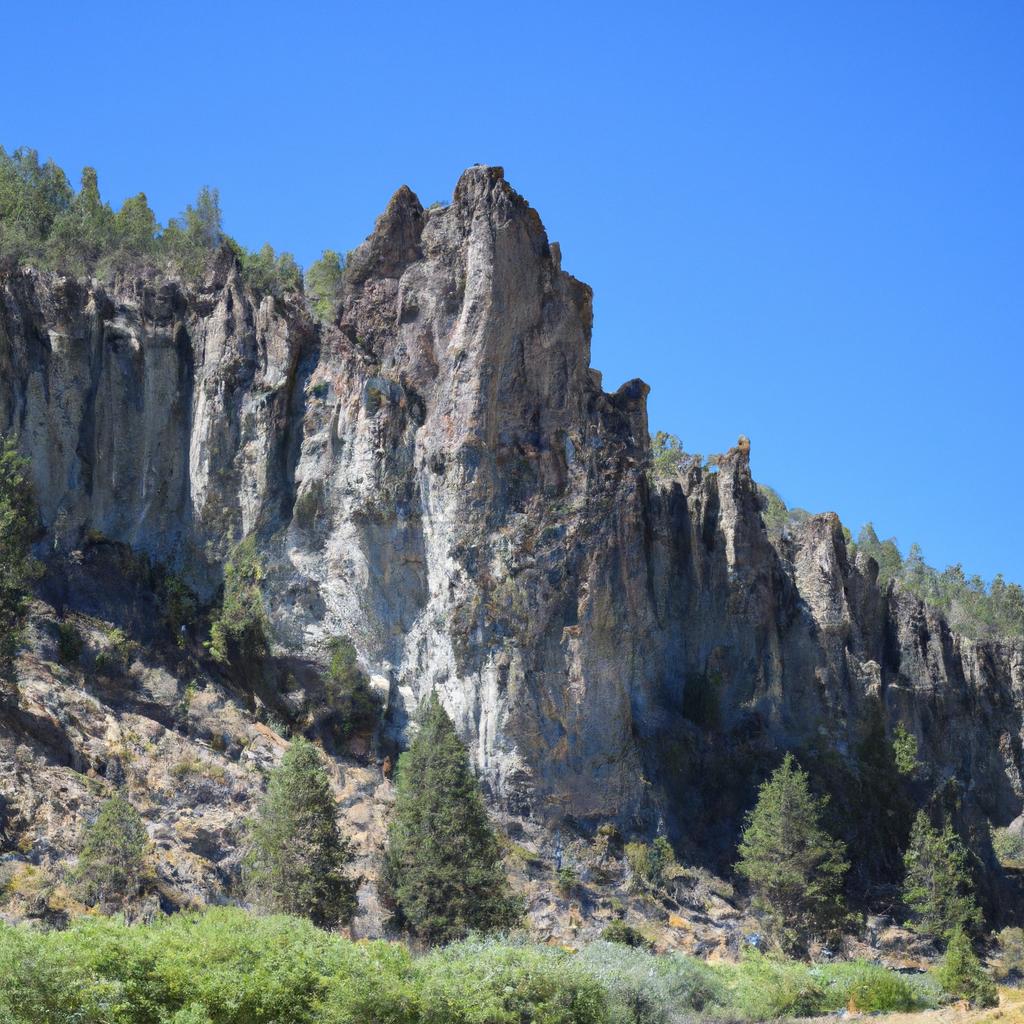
(3, 1, 1022, 583)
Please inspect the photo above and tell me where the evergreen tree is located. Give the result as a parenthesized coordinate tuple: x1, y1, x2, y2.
(208, 536, 268, 665)
(382, 693, 522, 944)
(902, 810, 983, 941)
(74, 795, 148, 908)
(245, 737, 357, 927)
(0, 437, 38, 670)
(937, 928, 998, 1007)
(305, 249, 345, 322)
(736, 753, 850, 953)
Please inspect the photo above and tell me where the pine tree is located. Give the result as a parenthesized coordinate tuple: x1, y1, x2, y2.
(937, 928, 998, 1007)
(0, 436, 38, 670)
(902, 810, 983, 941)
(75, 795, 148, 908)
(382, 693, 522, 944)
(245, 737, 357, 927)
(736, 753, 850, 953)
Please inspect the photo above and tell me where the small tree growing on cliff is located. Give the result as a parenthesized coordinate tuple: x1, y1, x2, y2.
(208, 536, 268, 665)
(382, 693, 522, 944)
(901, 810, 983, 942)
(0, 436, 39, 670)
(75, 795, 148, 908)
(245, 737, 358, 927)
(736, 754, 850, 953)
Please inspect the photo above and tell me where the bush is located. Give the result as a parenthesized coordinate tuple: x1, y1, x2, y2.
(557, 865, 580, 896)
(816, 961, 937, 1013)
(724, 949, 828, 1019)
(414, 939, 607, 1024)
(937, 928, 998, 1007)
(323, 636, 381, 738)
(208, 536, 268, 665)
(892, 722, 921, 777)
(623, 836, 675, 891)
(992, 827, 1024, 867)
(57, 621, 82, 665)
(600, 920, 650, 949)
(576, 941, 725, 1024)
(305, 249, 345, 322)
(993, 927, 1024, 982)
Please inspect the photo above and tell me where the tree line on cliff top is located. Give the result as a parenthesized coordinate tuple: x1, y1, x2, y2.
(0, 146, 344, 315)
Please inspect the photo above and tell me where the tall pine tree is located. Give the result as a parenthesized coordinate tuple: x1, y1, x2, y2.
(0, 436, 38, 670)
(736, 753, 849, 953)
(902, 810, 983, 942)
(382, 693, 522, 944)
(245, 738, 358, 927)
(75, 795, 148, 908)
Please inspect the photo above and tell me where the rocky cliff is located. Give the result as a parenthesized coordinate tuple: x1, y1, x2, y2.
(1, 166, 1022, 917)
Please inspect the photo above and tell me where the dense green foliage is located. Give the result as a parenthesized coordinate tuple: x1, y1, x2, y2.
(992, 826, 1024, 867)
(245, 738, 357, 927)
(735, 754, 850, 953)
(623, 837, 676, 891)
(0, 436, 38, 667)
(855, 525, 1024, 640)
(901, 811, 983, 942)
(74, 796, 148, 909)
(208, 536, 268, 665)
(0, 146, 300, 294)
(0, 909, 942, 1024)
(305, 249, 345, 322)
(936, 928, 998, 1007)
(599, 920, 651, 949)
(323, 636, 382, 738)
(382, 693, 522, 944)
(892, 722, 922, 777)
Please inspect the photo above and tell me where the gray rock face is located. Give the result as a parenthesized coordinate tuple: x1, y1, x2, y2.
(2, 166, 1022, 866)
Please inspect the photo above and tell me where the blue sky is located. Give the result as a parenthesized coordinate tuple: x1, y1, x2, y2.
(3, 1, 1022, 582)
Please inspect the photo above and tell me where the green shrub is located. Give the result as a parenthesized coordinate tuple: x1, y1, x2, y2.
(600, 920, 650, 949)
(208, 536, 268, 666)
(992, 827, 1024, 867)
(816, 961, 936, 1013)
(577, 941, 725, 1024)
(993, 926, 1024, 982)
(936, 928, 998, 1007)
(57, 621, 82, 665)
(557, 866, 579, 896)
(892, 722, 921, 777)
(623, 836, 675, 891)
(240, 243, 302, 298)
(323, 636, 381, 738)
(414, 939, 607, 1024)
(725, 949, 827, 1019)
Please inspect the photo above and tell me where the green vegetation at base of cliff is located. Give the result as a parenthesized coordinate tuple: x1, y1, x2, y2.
(0, 907, 949, 1024)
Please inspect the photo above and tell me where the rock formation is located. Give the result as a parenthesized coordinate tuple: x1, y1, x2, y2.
(1, 166, 1022, 920)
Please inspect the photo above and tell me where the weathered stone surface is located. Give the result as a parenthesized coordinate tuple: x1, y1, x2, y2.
(1, 165, 1022, 910)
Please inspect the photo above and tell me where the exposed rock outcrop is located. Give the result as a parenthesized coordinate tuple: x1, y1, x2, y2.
(1, 166, 1022, 916)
